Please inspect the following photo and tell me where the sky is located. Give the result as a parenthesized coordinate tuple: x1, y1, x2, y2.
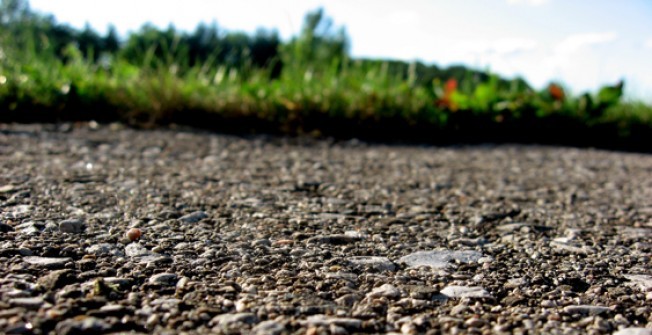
(29, 0, 652, 101)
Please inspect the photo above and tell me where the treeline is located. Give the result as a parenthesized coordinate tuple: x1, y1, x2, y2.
(1, 0, 649, 151)
(0, 0, 527, 88)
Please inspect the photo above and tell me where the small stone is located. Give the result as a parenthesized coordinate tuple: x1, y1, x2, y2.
(399, 250, 483, 269)
(149, 273, 178, 286)
(550, 238, 592, 255)
(103, 277, 134, 289)
(252, 320, 285, 335)
(0, 222, 15, 232)
(335, 294, 360, 306)
(55, 316, 110, 335)
(59, 219, 84, 233)
(299, 315, 362, 330)
(251, 239, 271, 247)
(451, 303, 468, 315)
(624, 275, 652, 292)
(9, 297, 48, 310)
(176, 276, 190, 291)
(37, 269, 74, 290)
(87, 243, 123, 256)
(367, 284, 401, 299)
(563, 305, 611, 316)
(125, 243, 151, 257)
(179, 211, 208, 223)
(441, 285, 493, 299)
(613, 328, 652, 335)
(23, 256, 71, 269)
(348, 256, 396, 272)
(125, 228, 142, 241)
(210, 313, 258, 327)
(465, 317, 485, 328)
(16, 221, 43, 235)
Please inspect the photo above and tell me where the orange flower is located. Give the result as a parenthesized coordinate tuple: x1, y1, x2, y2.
(437, 78, 459, 109)
(548, 83, 564, 101)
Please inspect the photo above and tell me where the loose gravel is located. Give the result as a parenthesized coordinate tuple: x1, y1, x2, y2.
(0, 123, 651, 334)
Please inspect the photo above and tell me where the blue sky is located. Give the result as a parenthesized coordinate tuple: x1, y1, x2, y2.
(29, 0, 652, 100)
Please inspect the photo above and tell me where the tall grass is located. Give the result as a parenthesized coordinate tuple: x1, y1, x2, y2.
(0, 6, 651, 150)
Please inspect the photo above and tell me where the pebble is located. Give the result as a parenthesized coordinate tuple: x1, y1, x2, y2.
(299, 315, 362, 329)
(348, 256, 396, 272)
(16, 222, 41, 235)
(210, 313, 259, 327)
(613, 328, 652, 335)
(9, 297, 49, 310)
(149, 273, 178, 286)
(58, 219, 85, 233)
(87, 243, 123, 256)
(103, 277, 134, 289)
(0, 222, 14, 232)
(399, 250, 483, 269)
(252, 320, 285, 335)
(179, 211, 208, 223)
(441, 285, 493, 299)
(37, 269, 74, 290)
(23, 256, 71, 269)
(562, 305, 611, 316)
(125, 243, 152, 257)
(550, 238, 591, 255)
(624, 274, 652, 292)
(55, 316, 111, 335)
(367, 284, 401, 299)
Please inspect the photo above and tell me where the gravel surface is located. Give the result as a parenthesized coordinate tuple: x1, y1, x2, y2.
(1, 123, 651, 335)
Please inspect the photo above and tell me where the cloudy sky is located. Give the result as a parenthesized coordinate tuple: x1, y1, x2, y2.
(29, 0, 652, 100)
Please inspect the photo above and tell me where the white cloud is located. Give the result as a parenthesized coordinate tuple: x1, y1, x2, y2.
(507, 0, 550, 6)
(645, 38, 652, 49)
(454, 38, 539, 56)
(555, 32, 618, 54)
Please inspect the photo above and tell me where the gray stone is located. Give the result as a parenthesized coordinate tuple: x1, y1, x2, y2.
(23, 256, 71, 269)
(299, 314, 363, 329)
(441, 286, 493, 299)
(367, 284, 401, 299)
(348, 256, 396, 272)
(211, 313, 259, 327)
(149, 273, 178, 286)
(563, 305, 611, 316)
(613, 328, 652, 335)
(398, 250, 483, 269)
(55, 316, 111, 335)
(179, 211, 208, 223)
(59, 219, 84, 233)
(125, 243, 151, 257)
(87, 243, 123, 256)
(550, 238, 592, 255)
(624, 274, 652, 292)
(252, 320, 285, 335)
(37, 269, 74, 290)
(9, 297, 49, 310)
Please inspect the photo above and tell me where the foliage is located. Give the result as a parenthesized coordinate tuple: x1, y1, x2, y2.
(0, 0, 650, 150)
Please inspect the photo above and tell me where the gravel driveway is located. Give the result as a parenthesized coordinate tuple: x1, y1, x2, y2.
(1, 123, 651, 335)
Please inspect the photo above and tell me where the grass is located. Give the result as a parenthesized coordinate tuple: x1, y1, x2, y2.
(1, 39, 651, 151)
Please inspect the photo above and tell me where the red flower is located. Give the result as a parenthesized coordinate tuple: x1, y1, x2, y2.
(437, 78, 459, 109)
(548, 83, 564, 101)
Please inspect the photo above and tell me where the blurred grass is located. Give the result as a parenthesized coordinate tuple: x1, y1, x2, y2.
(0, 3, 651, 150)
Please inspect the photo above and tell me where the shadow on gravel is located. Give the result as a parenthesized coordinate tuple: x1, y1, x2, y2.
(2, 107, 650, 153)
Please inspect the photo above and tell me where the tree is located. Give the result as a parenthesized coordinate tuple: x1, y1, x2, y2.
(281, 8, 349, 68)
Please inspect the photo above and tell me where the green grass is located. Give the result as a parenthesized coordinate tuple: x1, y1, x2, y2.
(1, 40, 651, 151)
